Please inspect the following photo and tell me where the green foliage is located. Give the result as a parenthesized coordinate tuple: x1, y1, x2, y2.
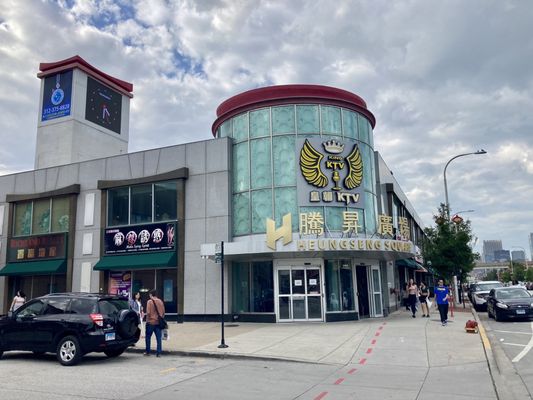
(422, 204, 478, 281)
(483, 270, 498, 281)
(500, 269, 512, 282)
(525, 268, 533, 282)
(512, 262, 526, 281)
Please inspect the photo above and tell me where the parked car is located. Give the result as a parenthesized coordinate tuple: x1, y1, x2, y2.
(487, 287, 533, 321)
(0, 293, 140, 366)
(470, 281, 503, 310)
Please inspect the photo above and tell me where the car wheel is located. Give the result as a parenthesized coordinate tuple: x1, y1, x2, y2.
(487, 307, 493, 318)
(56, 336, 82, 366)
(494, 310, 503, 322)
(117, 309, 139, 340)
(104, 347, 127, 358)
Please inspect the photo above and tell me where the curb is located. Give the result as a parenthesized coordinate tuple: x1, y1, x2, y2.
(472, 308, 531, 400)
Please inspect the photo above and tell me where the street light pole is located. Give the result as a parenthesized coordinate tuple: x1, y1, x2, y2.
(443, 150, 487, 219)
(215, 241, 228, 349)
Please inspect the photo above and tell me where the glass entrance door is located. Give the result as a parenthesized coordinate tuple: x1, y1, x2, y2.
(276, 266, 323, 322)
(370, 266, 384, 317)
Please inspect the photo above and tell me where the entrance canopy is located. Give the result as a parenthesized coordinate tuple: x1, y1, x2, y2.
(0, 259, 66, 276)
(94, 251, 176, 271)
(395, 258, 419, 269)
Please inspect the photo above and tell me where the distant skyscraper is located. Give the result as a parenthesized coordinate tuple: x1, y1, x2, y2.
(483, 240, 503, 263)
(511, 250, 525, 262)
(494, 249, 510, 262)
(529, 233, 533, 261)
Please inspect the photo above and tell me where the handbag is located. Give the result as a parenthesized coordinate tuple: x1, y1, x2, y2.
(151, 299, 168, 329)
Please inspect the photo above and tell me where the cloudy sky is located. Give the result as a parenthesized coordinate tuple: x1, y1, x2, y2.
(1, 0, 532, 260)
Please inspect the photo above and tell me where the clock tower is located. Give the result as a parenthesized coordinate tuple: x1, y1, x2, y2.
(35, 55, 132, 169)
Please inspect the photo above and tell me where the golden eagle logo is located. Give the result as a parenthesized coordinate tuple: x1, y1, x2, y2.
(300, 139, 363, 191)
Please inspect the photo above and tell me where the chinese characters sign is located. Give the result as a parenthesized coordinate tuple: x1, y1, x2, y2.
(8, 233, 67, 262)
(104, 222, 176, 255)
(41, 70, 73, 121)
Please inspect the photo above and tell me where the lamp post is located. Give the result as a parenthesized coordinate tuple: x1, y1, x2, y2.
(443, 150, 487, 219)
(215, 241, 228, 349)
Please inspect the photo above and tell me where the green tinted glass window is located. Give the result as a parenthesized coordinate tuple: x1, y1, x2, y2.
(275, 187, 298, 231)
(232, 262, 250, 313)
(342, 110, 358, 140)
(233, 142, 249, 192)
(233, 193, 250, 235)
(361, 144, 374, 192)
(108, 187, 129, 226)
(250, 109, 270, 138)
(32, 199, 51, 234)
(364, 192, 377, 235)
(273, 135, 296, 186)
(233, 114, 248, 142)
(358, 114, 370, 144)
(51, 197, 70, 232)
(131, 184, 152, 224)
(220, 120, 232, 138)
(321, 106, 341, 135)
(154, 181, 177, 221)
(250, 138, 272, 189)
(325, 206, 344, 231)
(367, 121, 374, 148)
(296, 105, 319, 134)
(272, 106, 295, 135)
(14, 202, 32, 236)
(251, 189, 272, 233)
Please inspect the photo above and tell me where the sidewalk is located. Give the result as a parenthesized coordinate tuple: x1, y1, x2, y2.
(131, 307, 500, 399)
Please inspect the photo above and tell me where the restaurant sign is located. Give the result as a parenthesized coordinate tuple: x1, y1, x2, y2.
(8, 233, 67, 262)
(104, 222, 176, 255)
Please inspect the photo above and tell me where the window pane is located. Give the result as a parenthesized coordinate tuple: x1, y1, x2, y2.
(340, 263, 354, 311)
(362, 144, 374, 192)
(325, 207, 344, 232)
(233, 192, 250, 236)
(51, 197, 70, 232)
(272, 106, 295, 135)
(321, 106, 341, 135)
(365, 193, 377, 235)
(32, 199, 51, 234)
(275, 187, 297, 231)
(232, 113, 248, 142)
(131, 184, 152, 224)
(14, 202, 32, 236)
(232, 262, 250, 313)
(342, 110, 358, 140)
(326, 260, 340, 311)
(273, 135, 296, 186)
(233, 142, 249, 192)
(220, 120, 232, 138)
(251, 189, 272, 233)
(251, 261, 273, 312)
(299, 206, 323, 234)
(251, 138, 272, 189)
(358, 114, 370, 144)
(367, 121, 374, 148)
(250, 109, 270, 138)
(154, 181, 177, 221)
(108, 187, 129, 226)
(296, 105, 319, 134)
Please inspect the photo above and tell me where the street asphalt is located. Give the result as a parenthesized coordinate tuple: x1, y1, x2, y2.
(132, 304, 528, 400)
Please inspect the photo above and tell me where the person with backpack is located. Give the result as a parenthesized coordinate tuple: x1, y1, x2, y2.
(144, 289, 165, 357)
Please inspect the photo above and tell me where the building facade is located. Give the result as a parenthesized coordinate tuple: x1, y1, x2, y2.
(0, 57, 426, 322)
(482, 240, 503, 263)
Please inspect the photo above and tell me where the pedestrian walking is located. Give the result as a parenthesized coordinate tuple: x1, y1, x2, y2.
(407, 279, 418, 318)
(419, 282, 430, 317)
(144, 289, 165, 357)
(403, 283, 410, 310)
(10, 290, 26, 312)
(130, 292, 145, 337)
(434, 278, 450, 326)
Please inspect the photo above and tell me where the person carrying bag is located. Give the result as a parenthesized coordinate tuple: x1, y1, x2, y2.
(144, 289, 166, 357)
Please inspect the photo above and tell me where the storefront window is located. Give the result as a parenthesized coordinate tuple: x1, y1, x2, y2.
(52, 197, 70, 232)
(108, 187, 129, 226)
(231, 262, 250, 313)
(13, 197, 71, 236)
(131, 184, 152, 224)
(32, 199, 51, 234)
(231, 261, 273, 313)
(326, 260, 354, 312)
(14, 202, 32, 236)
(154, 182, 177, 222)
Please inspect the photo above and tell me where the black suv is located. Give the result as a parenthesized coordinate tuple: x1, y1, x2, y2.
(0, 293, 140, 366)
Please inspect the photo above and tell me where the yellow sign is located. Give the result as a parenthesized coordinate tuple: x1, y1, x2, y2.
(266, 213, 292, 250)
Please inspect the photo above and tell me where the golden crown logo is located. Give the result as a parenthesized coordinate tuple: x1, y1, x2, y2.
(300, 139, 363, 191)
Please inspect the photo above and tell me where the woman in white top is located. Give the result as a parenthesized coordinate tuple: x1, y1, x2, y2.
(130, 292, 144, 337)
(10, 290, 26, 312)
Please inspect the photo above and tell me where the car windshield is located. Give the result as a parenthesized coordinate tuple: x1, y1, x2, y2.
(475, 283, 502, 291)
(496, 288, 531, 300)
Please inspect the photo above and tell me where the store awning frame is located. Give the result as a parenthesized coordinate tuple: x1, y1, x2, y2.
(0, 259, 67, 276)
(93, 251, 177, 271)
(395, 258, 419, 269)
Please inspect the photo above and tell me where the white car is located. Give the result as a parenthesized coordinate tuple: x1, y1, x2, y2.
(470, 281, 504, 310)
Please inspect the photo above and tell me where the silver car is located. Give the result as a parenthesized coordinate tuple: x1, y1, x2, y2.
(470, 281, 503, 310)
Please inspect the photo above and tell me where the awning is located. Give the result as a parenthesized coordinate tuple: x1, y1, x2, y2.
(93, 251, 176, 271)
(0, 259, 66, 276)
(395, 258, 419, 269)
(415, 263, 428, 273)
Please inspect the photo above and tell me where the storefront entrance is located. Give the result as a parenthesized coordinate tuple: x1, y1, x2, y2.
(274, 264, 324, 322)
(356, 264, 384, 318)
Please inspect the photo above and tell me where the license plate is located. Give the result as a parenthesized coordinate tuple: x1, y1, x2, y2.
(516, 309, 526, 315)
(105, 332, 116, 341)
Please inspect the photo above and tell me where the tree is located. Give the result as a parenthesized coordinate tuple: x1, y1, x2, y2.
(422, 204, 478, 281)
(525, 267, 533, 282)
(500, 269, 512, 283)
(511, 262, 526, 282)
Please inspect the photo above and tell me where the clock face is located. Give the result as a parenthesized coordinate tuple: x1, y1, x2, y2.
(85, 77, 122, 134)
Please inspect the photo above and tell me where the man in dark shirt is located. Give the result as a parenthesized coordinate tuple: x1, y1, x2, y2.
(434, 279, 450, 326)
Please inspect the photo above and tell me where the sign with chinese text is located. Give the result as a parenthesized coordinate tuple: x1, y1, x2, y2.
(297, 138, 365, 208)
(41, 70, 73, 121)
(8, 233, 67, 262)
(104, 222, 176, 255)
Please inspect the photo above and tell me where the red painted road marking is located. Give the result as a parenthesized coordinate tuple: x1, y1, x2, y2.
(334, 378, 345, 385)
(348, 368, 357, 374)
(359, 358, 367, 365)
(366, 348, 373, 354)
(371, 339, 376, 345)
(375, 332, 381, 337)
(314, 392, 328, 400)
